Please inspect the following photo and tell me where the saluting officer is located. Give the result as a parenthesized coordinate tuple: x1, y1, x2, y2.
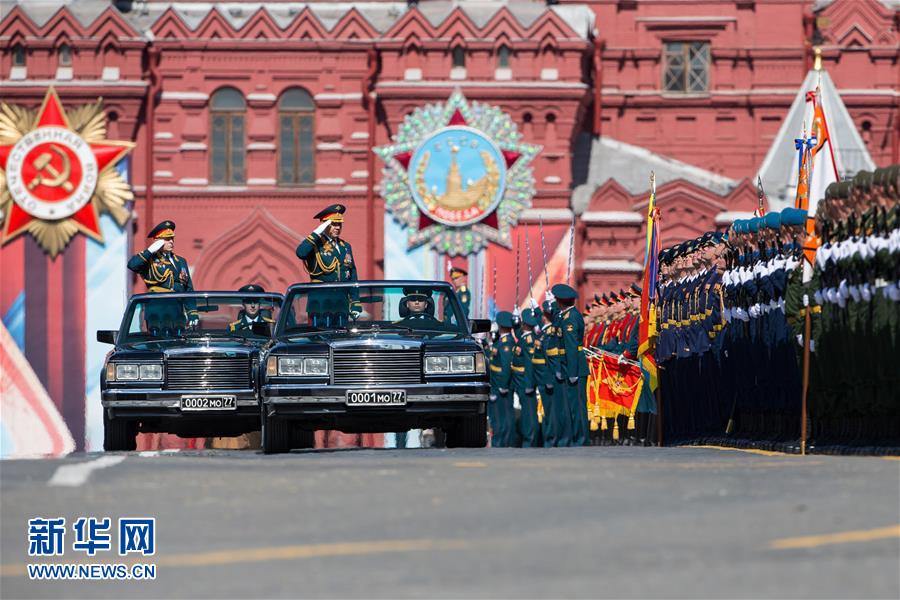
(296, 204, 359, 327)
(228, 284, 275, 333)
(128, 220, 194, 293)
(296, 204, 358, 283)
(552, 283, 591, 447)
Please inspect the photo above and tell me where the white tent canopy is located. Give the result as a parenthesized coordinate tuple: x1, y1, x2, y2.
(756, 69, 875, 211)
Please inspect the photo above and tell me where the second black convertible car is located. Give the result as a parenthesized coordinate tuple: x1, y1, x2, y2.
(98, 291, 282, 451)
(260, 281, 492, 453)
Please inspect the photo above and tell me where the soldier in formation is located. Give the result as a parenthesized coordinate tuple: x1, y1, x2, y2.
(787, 165, 899, 444)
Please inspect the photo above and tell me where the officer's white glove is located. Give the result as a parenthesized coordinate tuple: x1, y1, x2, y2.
(525, 387, 535, 395)
(188, 315, 199, 327)
(489, 394, 497, 403)
(498, 388, 509, 395)
(545, 290, 555, 304)
(568, 376, 578, 385)
(529, 297, 539, 310)
(545, 383, 554, 393)
(512, 306, 521, 318)
(148, 239, 165, 254)
(555, 371, 564, 382)
(313, 220, 332, 236)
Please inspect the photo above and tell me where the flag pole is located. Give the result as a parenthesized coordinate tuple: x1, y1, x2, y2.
(801, 311, 811, 455)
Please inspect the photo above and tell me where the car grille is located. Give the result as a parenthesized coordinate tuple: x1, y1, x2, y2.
(166, 355, 252, 390)
(332, 349, 422, 386)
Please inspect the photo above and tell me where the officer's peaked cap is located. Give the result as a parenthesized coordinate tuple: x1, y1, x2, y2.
(148, 220, 176, 239)
(522, 308, 540, 327)
(764, 211, 782, 230)
(314, 204, 346, 223)
(239, 284, 265, 294)
(550, 283, 577, 300)
(495, 311, 515, 328)
(780, 207, 807, 226)
(402, 286, 432, 299)
(449, 265, 468, 277)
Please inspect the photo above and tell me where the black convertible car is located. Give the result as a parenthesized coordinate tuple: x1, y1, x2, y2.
(97, 291, 282, 450)
(260, 281, 491, 453)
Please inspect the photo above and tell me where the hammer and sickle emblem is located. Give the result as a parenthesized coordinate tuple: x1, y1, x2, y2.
(27, 145, 74, 193)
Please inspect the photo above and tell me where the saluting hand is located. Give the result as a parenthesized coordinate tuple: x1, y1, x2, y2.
(148, 240, 165, 254)
(313, 220, 332, 236)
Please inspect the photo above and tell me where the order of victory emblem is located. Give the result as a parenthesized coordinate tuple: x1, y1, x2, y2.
(376, 91, 540, 256)
(0, 88, 134, 257)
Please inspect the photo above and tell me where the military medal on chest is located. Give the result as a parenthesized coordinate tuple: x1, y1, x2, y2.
(0, 88, 134, 257)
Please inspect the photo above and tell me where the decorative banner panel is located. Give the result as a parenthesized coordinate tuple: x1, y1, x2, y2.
(0, 88, 134, 257)
(375, 91, 540, 257)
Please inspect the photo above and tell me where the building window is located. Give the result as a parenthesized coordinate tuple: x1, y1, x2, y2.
(278, 88, 315, 186)
(58, 44, 72, 66)
(663, 42, 709, 93)
(13, 44, 25, 67)
(210, 87, 246, 185)
(498, 45, 510, 68)
(452, 46, 465, 68)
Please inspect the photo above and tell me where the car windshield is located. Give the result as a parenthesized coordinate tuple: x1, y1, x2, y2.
(280, 284, 466, 337)
(121, 295, 281, 343)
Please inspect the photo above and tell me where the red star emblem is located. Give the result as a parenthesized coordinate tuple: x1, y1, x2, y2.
(392, 109, 522, 233)
(0, 88, 133, 250)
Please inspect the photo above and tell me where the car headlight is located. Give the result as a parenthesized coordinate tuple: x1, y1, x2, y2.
(276, 356, 329, 377)
(110, 363, 163, 381)
(425, 353, 479, 374)
(139, 364, 163, 380)
(115, 364, 140, 380)
(424, 355, 450, 374)
(450, 354, 474, 373)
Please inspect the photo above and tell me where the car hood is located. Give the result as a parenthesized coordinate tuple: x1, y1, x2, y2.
(115, 337, 263, 356)
(273, 331, 480, 353)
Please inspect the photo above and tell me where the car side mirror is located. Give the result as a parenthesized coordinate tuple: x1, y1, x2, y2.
(97, 330, 117, 345)
(470, 319, 491, 334)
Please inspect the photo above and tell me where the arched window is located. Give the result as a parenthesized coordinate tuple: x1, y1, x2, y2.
(210, 88, 246, 185)
(452, 46, 466, 68)
(497, 45, 511, 68)
(278, 88, 315, 186)
(58, 43, 72, 66)
(12, 44, 25, 67)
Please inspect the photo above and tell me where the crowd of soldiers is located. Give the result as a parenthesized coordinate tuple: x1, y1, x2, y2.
(793, 165, 900, 444)
(645, 165, 898, 447)
(484, 284, 590, 448)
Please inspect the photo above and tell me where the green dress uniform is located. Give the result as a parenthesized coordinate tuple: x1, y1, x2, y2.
(489, 312, 516, 448)
(514, 311, 540, 448)
(127, 220, 194, 293)
(545, 303, 572, 447)
(295, 204, 359, 327)
(554, 284, 591, 447)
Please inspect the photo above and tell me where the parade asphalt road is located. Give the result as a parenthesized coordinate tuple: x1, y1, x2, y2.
(1, 446, 898, 599)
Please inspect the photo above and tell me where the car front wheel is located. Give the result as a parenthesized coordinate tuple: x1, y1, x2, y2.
(261, 405, 291, 454)
(103, 413, 136, 451)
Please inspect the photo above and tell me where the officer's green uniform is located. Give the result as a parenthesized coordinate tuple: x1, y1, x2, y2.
(295, 204, 359, 327)
(534, 302, 557, 447)
(545, 301, 571, 447)
(514, 310, 540, 447)
(489, 312, 516, 448)
(554, 284, 591, 447)
(127, 220, 194, 293)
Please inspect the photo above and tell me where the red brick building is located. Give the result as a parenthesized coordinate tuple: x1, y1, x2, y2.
(0, 1, 896, 450)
